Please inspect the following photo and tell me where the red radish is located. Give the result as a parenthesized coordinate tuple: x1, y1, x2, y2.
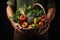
(40, 15, 46, 22)
(41, 18, 46, 22)
(41, 15, 45, 18)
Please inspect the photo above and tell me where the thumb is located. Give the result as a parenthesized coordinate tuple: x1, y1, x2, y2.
(16, 23, 22, 29)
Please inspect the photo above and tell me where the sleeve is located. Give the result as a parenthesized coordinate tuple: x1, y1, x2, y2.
(6, 0, 15, 7)
(47, 0, 55, 9)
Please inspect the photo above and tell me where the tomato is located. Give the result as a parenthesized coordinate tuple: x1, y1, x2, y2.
(39, 22, 44, 28)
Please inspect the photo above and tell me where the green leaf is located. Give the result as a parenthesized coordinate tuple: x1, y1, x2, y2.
(37, 10, 43, 17)
(11, 10, 21, 23)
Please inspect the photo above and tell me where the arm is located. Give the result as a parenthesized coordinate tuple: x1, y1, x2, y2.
(46, 8, 56, 23)
(6, 0, 24, 33)
(6, 5, 22, 31)
(6, 0, 17, 29)
(6, 5, 14, 23)
(6, 5, 15, 28)
(39, 0, 56, 35)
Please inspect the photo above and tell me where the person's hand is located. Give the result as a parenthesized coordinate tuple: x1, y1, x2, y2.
(11, 22, 24, 33)
(37, 17, 50, 35)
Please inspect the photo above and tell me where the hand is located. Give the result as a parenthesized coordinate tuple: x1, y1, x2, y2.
(37, 17, 50, 35)
(11, 22, 24, 33)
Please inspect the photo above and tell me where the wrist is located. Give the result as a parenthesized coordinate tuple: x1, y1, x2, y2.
(9, 18, 16, 24)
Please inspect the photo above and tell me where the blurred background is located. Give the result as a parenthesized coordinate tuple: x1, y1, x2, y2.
(0, 0, 60, 40)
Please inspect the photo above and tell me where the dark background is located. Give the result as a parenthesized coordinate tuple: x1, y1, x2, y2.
(0, 0, 60, 40)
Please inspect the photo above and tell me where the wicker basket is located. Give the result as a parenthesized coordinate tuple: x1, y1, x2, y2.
(16, 3, 49, 36)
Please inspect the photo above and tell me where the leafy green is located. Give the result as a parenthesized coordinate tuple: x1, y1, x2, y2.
(25, 6, 32, 15)
(27, 17, 34, 24)
(11, 5, 44, 24)
(11, 10, 21, 23)
(37, 10, 43, 17)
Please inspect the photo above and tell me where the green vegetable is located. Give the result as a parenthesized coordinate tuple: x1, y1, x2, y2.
(11, 5, 44, 24)
(26, 12, 32, 17)
(35, 24, 39, 28)
(27, 17, 34, 24)
(37, 10, 43, 17)
(31, 24, 35, 28)
(11, 10, 21, 23)
(25, 6, 32, 15)
(31, 24, 39, 28)
(36, 17, 40, 23)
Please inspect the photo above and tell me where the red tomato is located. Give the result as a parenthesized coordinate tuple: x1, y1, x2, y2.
(40, 15, 46, 22)
(39, 22, 44, 28)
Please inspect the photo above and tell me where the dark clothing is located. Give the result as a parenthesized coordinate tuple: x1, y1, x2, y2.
(13, 30, 48, 40)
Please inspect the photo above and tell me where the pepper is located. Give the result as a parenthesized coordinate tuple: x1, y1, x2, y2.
(20, 15, 27, 24)
(34, 18, 37, 24)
